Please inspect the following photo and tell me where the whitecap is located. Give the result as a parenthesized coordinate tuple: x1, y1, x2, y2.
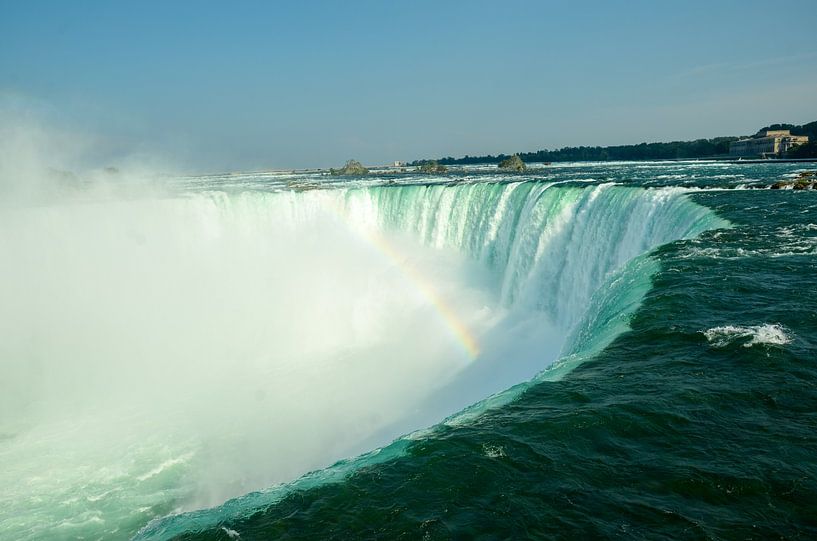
(222, 526, 241, 539)
(703, 324, 792, 348)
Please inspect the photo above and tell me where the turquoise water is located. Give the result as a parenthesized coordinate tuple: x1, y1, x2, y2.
(2, 162, 816, 539)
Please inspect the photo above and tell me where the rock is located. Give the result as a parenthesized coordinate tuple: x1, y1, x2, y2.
(417, 160, 448, 174)
(330, 160, 369, 176)
(498, 154, 526, 172)
(770, 171, 817, 190)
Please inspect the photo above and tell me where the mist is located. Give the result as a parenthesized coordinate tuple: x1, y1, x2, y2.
(0, 115, 547, 538)
(0, 187, 512, 502)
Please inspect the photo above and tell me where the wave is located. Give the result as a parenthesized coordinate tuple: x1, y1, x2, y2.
(703, 324, 793, 348)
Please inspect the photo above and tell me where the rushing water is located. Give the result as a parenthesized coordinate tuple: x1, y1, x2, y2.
(1, 162, 815, 540)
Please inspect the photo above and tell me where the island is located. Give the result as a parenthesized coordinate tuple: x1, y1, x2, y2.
(330, 160, 369, 176)
(498, 155, 526, 171)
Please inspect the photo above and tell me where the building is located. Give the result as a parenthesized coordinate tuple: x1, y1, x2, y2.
(729, 129, 809, 158)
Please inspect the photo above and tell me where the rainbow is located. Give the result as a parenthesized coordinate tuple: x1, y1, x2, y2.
(320, 197, 481, 360)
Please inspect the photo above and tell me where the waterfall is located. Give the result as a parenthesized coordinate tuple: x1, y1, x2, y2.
(0, 181, 726, 540)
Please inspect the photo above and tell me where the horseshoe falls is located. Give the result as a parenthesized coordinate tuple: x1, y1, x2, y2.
(2, 162, 817, 540)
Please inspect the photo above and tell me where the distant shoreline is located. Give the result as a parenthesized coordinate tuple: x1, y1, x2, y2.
(192, 157, 817, 178)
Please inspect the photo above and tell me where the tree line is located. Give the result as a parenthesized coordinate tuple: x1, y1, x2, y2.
(411, 121, 817, 165)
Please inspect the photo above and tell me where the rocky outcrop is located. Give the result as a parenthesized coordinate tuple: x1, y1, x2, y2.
(330, 160, 369, 176)
(417, 160, 448, 174)
(771, 170, 817, 190)
(498, 154, 526, 172)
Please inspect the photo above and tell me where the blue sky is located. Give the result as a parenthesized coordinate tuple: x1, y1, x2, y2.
(2, 0, 816, 171)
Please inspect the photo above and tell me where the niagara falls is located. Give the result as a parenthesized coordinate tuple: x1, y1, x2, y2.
(2, 2, 817, 540)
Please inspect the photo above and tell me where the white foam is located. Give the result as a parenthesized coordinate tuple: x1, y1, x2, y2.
(221, 526, 241, 539)
(482, 444, 506, 458)
(703, 324, 792, 348)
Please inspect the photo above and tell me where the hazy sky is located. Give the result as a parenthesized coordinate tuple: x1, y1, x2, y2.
(2, 0, 817, 171)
